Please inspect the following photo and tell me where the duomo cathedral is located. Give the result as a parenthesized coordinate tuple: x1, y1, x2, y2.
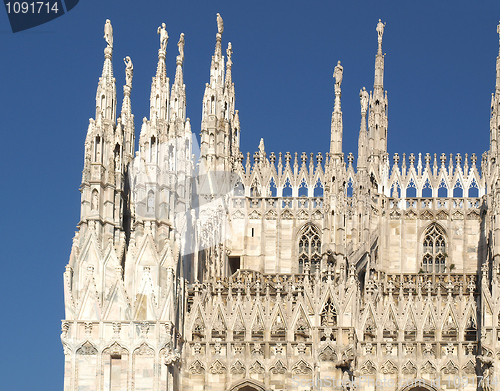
(61, 15, 500, 391)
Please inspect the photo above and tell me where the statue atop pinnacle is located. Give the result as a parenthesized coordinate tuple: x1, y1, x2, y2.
(376, 19, 386, 52)
(360, 87, 369, 113)
(226, 42, 233, 65)
(157, 22, 168, 51)
(217, 13, 224, 35)
(333, 60, 343, 90)
(177, 33, 185, 62)
(497, 21, 500, 51)
(124, 56, 133, 88)
(104, 19, 113, 49)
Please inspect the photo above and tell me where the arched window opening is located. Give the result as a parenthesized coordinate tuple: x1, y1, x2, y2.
(442, 314, 457, 342)
(94, 136, 101, 162)
(282, 179, 292, 197)
(150, 136, 157, 163)
(320, 298, 337, 328)
(298, 181, 308, 197)
(469, 180, 479, 198)
(269, 178, 277, 197)
(422, 180, 433, 198)
(270, 314, 286, 341)
(453, 186, 463, 197)
(250, 180, 260, 197)
(314, 179, 323, 197)
(251, 322, 264, 341)
(364, 316, 376, 342)
(391, 183, 401, 198)
(346, 180, 353, 198)
(383, 315, 397, 341)
(114, 143, 121, 170)
(464, 315, 477, 342)
(298, 224, 321, 273)
(406, 181, 417, 198)
(438, 181, 448, 197)
(294, 316, 310, 342)
(422, 224, 446, 273)
(234, 179, 245, 196)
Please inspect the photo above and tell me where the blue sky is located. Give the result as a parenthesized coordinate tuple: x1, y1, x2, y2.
(1, 0, 500, 389)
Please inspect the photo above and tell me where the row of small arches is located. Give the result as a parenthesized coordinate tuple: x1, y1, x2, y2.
(235, 178, 324, 198)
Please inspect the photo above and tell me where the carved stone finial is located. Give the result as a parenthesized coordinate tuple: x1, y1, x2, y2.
(104, 19, 113, 49)
(217, 13, 224, 35)
(123, 56, 133, 88)
(157, 23, 168, 51)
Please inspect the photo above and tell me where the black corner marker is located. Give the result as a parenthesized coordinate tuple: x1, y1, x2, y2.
(4, 0, 80, 33)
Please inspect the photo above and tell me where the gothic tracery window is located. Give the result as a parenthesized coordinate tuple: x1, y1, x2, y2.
(422, 224, 446, 273)
(298, 224, 321, 273)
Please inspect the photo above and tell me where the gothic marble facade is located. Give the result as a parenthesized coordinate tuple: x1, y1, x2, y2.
(62, 16, 500, 391)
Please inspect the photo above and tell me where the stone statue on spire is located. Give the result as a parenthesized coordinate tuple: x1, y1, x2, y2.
(177, 33, 185, 62)
(497, 21, 500, 46)
(360, 87, 369, 113)
(258, 138, 265, 153)
(124, 56, 133, 88)
(104, 19, 113, 49)
(157, 23, 168, 51)
(376, 19, 386, 48)
(226, 42, 233, 65)
(333, 61, 343, 90)
(217, 13, 224, 35)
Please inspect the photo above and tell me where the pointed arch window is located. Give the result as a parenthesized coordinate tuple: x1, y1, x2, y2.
(298, 224, 321, 273)
(422, 224, 446, 273)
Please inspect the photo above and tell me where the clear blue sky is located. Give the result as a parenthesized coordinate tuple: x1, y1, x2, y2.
(1, 0, 500, 389)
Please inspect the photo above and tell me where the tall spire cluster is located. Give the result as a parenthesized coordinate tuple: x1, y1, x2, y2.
(199, 13, 240, 173)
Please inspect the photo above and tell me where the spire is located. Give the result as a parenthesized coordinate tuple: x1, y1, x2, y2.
(330, 61, 343, 160)
(120, 56, 135, 161)
(368, 19, 388, 164)
(490, 21, 500, 157)
(225, 42, 233, 90)
(171, 33, 186, 123)
(357, 87, 369, 170)
(200, 13, 226, 171)
(95, 19, 117, 123)
(209, 13, 225, 89)
(150, 23, 170, 121)
(121, 56, 133, 120)
(374, 19, 385, 93)
(496, 21, 500, 95)
(199, 13, 240, 172)
(79, 20, 127, 241)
